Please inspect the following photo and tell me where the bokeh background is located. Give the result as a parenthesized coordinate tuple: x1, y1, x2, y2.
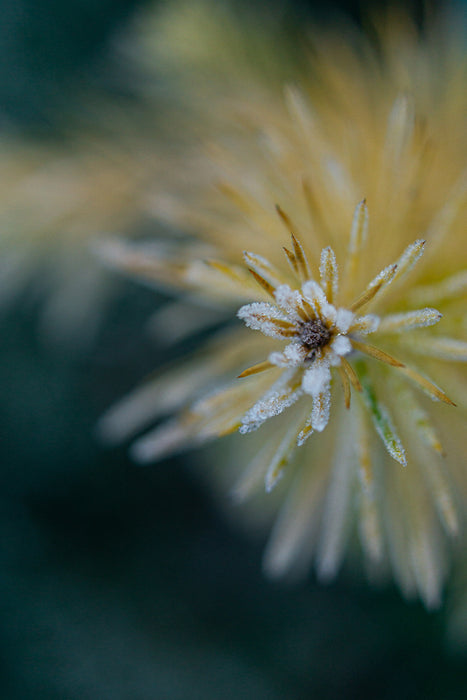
(1, 1, 467, 698)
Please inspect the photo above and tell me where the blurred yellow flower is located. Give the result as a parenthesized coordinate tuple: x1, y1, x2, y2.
(100, 1, 467, 608)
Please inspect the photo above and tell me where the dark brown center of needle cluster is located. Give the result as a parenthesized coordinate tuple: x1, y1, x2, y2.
(300, 318, 331, 350)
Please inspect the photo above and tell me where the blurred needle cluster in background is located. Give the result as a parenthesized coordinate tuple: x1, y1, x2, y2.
(1, 1, 467, 698)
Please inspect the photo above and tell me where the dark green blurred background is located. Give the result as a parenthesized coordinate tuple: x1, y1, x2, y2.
(1, 1, 466, 698)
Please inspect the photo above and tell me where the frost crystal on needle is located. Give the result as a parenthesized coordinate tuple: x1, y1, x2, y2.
(236, 211, 452, 447)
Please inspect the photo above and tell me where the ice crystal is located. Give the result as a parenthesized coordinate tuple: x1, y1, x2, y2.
(235, 222, 454, 449)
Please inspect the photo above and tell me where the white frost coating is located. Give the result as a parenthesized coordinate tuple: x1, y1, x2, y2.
(238, 301, 288, 324)
(240, 370, 302, 433)
(350, 314, 380, 334)
(302, 361, 331, 397)
(283, 342, 308, 364)
(301, 280, 328, 314)
(319, 246, 339, 301)
(378, 308, 442, 333)
(327, 350, 343, 367)
(237, 301, 293, 338)
(331, 335, 352, 357)
(373, 404, 407, 466)
(240, 389, 302, 433)
(367, 262, 398, 291)
(269, 342, 308, 367)
(335, 308, 354, 333)
(321, 301, 337, 325)
(393, 239, 426, 279)
(268, 351, 290, 368)
(297, 420, 314, 446)
(311, 385, 331, 432)
(273, 284, 303, 318)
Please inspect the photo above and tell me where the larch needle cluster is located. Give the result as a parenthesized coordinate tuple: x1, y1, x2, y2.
(99, 1, 467, 608)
